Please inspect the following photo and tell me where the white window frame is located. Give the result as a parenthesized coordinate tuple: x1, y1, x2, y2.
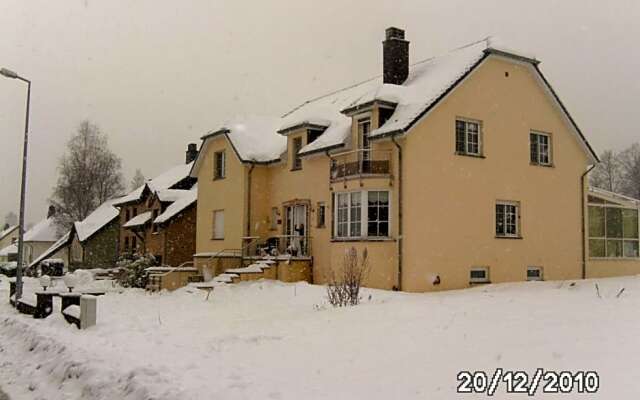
(455, 118, 483, 156)
(214, 150, 226, 179)
(526, 266, 543, 281)
(333, 190, 391, 239)
(530, 131, 552, 166)
(213, 209, 225, 240)
(470, 267, 490, 284)
(496, 201, 520, 238)
(588, 201, 640, 259)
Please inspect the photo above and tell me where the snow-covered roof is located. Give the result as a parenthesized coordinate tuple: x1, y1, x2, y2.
(29, 231, 72, 268)
(74, 198, 121, 243)
(156, 189, 191, 203)
(123, 211, 152, 228)
(154, 187, 197, 224)
(115, 162, 194, 206)
(0, 243, 17, 257)
(24, 217, 61, 243)
(191, 117, 286, 176)
(279, 38, 596, 162)
(0, 225, 18, 241)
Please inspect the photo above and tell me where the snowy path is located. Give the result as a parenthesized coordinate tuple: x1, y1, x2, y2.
(1, 275, 640, 399)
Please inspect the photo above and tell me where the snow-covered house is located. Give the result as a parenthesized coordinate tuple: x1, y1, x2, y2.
(0, 224, 19, 253)
(21, 207, 64, 267)
(187, 27, 638, 292)
(115, 145, 198, 262)
(29, 198, 123, 270)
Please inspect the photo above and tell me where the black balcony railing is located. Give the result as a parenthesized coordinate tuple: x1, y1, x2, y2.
(330, 149, 392, 181)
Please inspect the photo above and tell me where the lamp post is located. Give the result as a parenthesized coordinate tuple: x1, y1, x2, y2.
(1, 67, 31, 301)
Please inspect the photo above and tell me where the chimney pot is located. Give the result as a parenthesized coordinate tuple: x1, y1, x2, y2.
(383, 27, 410, 85)
(185, 143, 198, 164)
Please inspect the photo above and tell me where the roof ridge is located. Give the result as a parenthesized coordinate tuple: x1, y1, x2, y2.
(281, 37, 492, 118)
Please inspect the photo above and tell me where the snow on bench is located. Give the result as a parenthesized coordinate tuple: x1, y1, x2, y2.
(63, 305, 81, 319)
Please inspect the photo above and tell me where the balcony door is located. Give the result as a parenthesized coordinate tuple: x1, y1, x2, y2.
(284, 203, 308, 256)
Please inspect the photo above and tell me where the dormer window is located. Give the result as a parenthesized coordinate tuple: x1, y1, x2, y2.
(307, 129, 323, 144)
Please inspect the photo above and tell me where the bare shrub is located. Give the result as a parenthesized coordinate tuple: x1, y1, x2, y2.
(326, 247, 369, 307)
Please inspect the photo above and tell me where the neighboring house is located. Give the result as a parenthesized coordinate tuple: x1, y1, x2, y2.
(116, 145, 198, 261)
(22, 207, 63, 267)
(30, 197, 122, 271)
(0, 243, 18, 263)
(189, 27, 632, 292)
(0, 224, 19, 251)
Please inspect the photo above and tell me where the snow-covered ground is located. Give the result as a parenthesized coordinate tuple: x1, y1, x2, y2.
(1, 274, 639, 399)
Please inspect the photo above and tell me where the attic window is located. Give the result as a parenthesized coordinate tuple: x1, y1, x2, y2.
(307, 129, 323, 144)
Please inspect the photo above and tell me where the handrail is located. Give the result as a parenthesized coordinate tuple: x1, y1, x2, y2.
(153, 261, 195, 279)
(329, 149, 393, 181)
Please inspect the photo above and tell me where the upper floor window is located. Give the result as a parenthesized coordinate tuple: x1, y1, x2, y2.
(589, 203, 639, 258)
(125, 209, 130, 221)
(455, 119, 482, 156)
(334, 190, 389, 239)
(292, 137, 303, 170)
(496, 201, 520, 238)
(530, 132, 552, 165)
(214, 151, 226, 179)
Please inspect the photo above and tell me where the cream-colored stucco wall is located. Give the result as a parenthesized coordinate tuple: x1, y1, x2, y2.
(195, 136, 247, 255)
(400, 56, 589, 291)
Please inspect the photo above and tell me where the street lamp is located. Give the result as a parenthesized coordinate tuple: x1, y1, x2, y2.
(1, 67, 31, 301)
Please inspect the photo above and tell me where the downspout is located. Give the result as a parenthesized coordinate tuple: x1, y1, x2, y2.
(581, 164, 597, 279)
(246, 162, 256, 239)
(391, 134, 403, 291)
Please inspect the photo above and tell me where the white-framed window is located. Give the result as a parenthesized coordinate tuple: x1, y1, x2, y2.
(292, 137, 303, 170)
(334, 190, 390, 239)
(455, 118, 482, 156)
(588, 201, 639, 258)
(527, 266, 543, 281)
(358, 117, 371, 160)
(213, 210, 225, 239)
(530, 132, 552, 165)
(470, 267, 490, 283)
(214, 151, 226, 179)
(496, 201, 520, 237)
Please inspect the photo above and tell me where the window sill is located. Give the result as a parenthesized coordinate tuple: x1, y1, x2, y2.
(455, 152, 485, 159)
(213, 176, 226, 181)
(469, 281, 491, 285)
(290, 167, 302, 172)
(589, 257, 640, 261)
(495, 235, 523, 240)
(211, 238, 225, 241)
(530, 162, 554, 168)
(331, 237, 395, 243)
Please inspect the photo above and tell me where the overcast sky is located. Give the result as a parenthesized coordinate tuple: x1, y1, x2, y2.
(1, 0, 639, 224)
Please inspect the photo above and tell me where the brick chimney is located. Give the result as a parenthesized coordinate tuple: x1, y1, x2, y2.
(383, 27, 409, 85)
(185, 143, 198, 164)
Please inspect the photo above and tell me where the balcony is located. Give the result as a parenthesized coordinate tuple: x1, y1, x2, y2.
(330, 149, 392, 182)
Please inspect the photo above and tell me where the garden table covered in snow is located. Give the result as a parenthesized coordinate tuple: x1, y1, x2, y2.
(192, 282, 217, 300)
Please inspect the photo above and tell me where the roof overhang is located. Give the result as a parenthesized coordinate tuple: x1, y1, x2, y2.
(340, 99, 397, 116)
(277, 122, 329, 136)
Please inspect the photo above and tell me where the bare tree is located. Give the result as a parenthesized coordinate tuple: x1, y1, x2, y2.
(4, 212, 17, 227)
(590, 150, 623, 192)
(130, 169, 146, 190)
(619, 143, 640, 199)
(50, 120, 124, 230)
(326, 247, 369, 307)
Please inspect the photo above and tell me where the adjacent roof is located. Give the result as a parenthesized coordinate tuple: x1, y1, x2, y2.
(123, 211, 152, 228)
(0, 225, 18, 242)
(154, 186, 197, 224)
(114, 162, 194, 206)
(24, 217, 61, 243)
(74, 198, 121, 243)
(156, 189, 191, 203)
(29, 231, 72, 268)
(588, 187, 640, 207)
(191, 117, 286, 176)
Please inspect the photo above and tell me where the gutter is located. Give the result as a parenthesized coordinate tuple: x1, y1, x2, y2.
(581, 164, 597, 279)
(391, 135, 403, 291)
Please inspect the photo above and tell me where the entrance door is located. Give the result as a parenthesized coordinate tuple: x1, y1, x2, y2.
(284, 204, 308, 255)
